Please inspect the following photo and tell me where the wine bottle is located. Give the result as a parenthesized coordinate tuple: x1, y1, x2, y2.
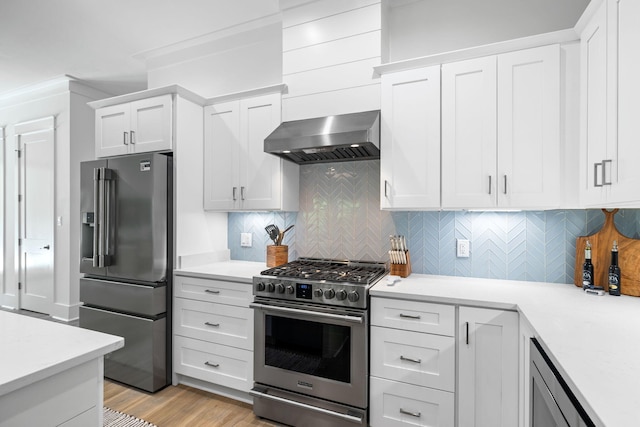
(582, 240, 594, 289)
(608, 240, 621, 296)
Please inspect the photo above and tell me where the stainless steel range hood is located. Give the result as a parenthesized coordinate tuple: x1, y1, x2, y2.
(264, 110, 380, 165)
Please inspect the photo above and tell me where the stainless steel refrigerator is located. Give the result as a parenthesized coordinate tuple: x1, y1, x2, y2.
(79, 152, 172, 392)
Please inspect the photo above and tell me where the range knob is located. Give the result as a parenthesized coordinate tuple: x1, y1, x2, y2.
(286, 285, 294, 294)
(276, 283, 285, 293)
(347, 290, 360, 302)
(256, 282, 265, 292)
(266, 282, 275, 293)
(324, 289, 335, 299)
(314, 288, 324, 298)
(335, 289, 347, 301)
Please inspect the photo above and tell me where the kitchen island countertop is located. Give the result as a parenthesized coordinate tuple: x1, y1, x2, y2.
(0, 310, 123, 397)
(371, 274, 640, 427)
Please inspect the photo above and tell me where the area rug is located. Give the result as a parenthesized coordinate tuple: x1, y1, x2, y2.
(104, 407, 158, 427)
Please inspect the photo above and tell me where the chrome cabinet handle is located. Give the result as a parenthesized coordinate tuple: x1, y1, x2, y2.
(204, 322, 220, 327)
(204, 361, 219, 368)
(488, 175, 492, 194)
(205, 289, 220, 294)
(399, 408, 421, 418)
(41, 245, 50, 250)
(384, 180, 390, 198)
(602, 159, 612, 186)
(594, 163, 603, 187)
(400, 355, 421, 364)
(123, 131, 129, 145)
(232, 187, 237, 201)
(503, 175, 508, 194)
(130, 130, 135, 144)
(399, 313, 421, 319)
(240, 186, 245, 200)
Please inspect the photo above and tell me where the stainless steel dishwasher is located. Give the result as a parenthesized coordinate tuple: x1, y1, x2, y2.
(530, 338, 595, 427)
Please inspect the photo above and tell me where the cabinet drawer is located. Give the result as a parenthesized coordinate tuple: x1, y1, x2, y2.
(174, 335, 253, 392)
(371, 297, 455, 336)
(370, 377, 454, 427)
(174, 298, 253, 350)
(371, 326, 455, 392)
(174, 275, 252, 306)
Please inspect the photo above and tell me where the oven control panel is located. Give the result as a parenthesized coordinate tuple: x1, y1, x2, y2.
(253, 277, 367, 309)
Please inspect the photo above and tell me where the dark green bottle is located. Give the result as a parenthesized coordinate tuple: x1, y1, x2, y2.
(582, 240, 594, 289)
(608, 240, 621, 296)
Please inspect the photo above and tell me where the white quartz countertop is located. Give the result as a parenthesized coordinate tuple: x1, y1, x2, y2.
(175, 260, 267, 282)
(0, 311, 124, 397)
(371, 274, 640, 427)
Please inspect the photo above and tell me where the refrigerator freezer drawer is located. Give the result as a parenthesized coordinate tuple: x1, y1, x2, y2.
(80, 277, 166, 316)
(79, 305, 168, 392)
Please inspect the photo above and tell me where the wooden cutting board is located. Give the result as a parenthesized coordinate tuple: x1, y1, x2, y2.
(574, 209, 640, 296)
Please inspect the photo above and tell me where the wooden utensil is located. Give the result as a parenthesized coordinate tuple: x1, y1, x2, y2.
(276, 225, 294, 246)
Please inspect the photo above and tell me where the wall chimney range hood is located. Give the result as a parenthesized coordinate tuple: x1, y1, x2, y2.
(264, 110, 380, 165)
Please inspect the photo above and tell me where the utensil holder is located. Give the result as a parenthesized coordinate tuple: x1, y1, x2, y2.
(267, 245, 288, 267)
(390, 251, 411, 278)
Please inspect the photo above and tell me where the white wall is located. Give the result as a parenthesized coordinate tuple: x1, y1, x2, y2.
(385, 0, 590, 62)
(147, 23, 282, 98)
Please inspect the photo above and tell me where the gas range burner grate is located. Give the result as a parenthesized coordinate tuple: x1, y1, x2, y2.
(260, 257, 388, 285)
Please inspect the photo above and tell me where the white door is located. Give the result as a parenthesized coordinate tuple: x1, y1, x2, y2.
(239, 94, 282, 210)
(17, 117, 55, 315)
(497, 44, 561, 208)
(380, 66, 441, 209)
(441, 56, 498, 209)
(458, 307, 518, 427)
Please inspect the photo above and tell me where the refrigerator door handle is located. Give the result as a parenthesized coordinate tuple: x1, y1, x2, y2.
(92, 168, 101, 268)
(101, 167, 114, 267)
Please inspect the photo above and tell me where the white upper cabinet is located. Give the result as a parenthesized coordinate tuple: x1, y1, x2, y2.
(380, 66, 441, 210)
(580, 0, 640, 206)
(441, 56, 498, 209)
(442, 45, 561, 209)
(204, 92, 299, 212)
(95, 95, 172, 158)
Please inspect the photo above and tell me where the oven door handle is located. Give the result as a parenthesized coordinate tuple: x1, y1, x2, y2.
(249, 302, 364, 324)
(250, 389, 365, 425)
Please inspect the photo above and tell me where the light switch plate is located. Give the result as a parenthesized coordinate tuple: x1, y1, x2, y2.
(457, 239, 470, 257)
(241, 233, 252, 247)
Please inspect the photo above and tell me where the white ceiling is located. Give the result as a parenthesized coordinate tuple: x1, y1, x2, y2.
(0, 0, 281, 97)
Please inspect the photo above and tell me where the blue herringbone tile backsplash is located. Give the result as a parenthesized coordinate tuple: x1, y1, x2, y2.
(228, 160, 640, 283)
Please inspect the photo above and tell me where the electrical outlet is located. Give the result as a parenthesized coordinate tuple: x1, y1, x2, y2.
(457, 239, 470, 258)
(241, 233, 252, 247)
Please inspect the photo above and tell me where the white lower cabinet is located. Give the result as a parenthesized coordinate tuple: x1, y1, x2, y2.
(370, 377, 455, 427)
(458, 306, 519, 427)
(370, 297, 519, 427)
(370, 297, 455, 427)
(173, 274, 253, 397)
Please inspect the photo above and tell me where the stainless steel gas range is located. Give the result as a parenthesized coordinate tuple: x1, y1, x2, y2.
(250, 258, 388, 427)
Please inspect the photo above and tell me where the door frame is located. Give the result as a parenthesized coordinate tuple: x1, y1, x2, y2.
(15, 116, 55, 314)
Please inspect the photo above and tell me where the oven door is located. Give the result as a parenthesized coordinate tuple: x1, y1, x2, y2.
(251, 298, 368, 409)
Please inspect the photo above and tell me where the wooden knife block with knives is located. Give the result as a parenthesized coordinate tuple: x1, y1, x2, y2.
(389, 235, 411, 278)
(574, 209, 640, 296)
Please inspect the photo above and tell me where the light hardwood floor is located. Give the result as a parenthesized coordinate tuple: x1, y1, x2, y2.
(104, 380, 281, 427)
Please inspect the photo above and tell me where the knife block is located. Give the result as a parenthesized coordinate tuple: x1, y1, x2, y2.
(390, 251, 411, 278)
(267, 245, 288, 267)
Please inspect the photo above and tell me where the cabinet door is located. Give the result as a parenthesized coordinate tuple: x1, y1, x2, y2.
(442, 57, 497, 209)
(239, 94, 283, 210)
(380, 66, 441, 209)
(458, 307, 518, 427)
(95, 103, 130, 157)
(579, 1, 609, 206)
(203, 101, 240, 211)
(608, 0, 640, 205)
(497, 45, 561, 208)
(130, 95, 173, 153)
